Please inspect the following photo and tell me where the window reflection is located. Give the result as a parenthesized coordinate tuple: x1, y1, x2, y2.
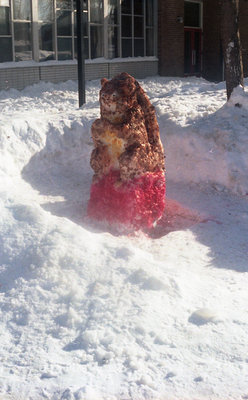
(90, 0, 103, 23)
(90, 24, 103, 58)
(38, 0, 53, 21)
(57, 10, 72, 36)
(14, 22, 32, 60)
(0, 37, 12, 62)
(73, 0, 88, 11)
(108, 0, 118, 25)
(57, 0, 72, 10)
(0, 0, 155, 64)
(0, 5, 10, 35)
(39, 22, 54, 61)
(108, 26, 118, 58)
(58, 37, 72, 59)
(146, 0, 153, 26)
(13, 0, 31, 20)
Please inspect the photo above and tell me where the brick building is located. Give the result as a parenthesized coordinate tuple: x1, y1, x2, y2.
(0, 0, 248, 90)
(158, 0, 248, 82)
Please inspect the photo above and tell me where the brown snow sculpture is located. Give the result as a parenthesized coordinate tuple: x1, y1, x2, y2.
(88, 72, 165, 230)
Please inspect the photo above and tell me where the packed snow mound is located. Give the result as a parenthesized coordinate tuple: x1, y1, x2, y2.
(153, 79, 248, 196)
(0, 77, 248, 400)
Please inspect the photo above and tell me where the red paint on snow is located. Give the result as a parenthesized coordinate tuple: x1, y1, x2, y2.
(149, 198, 204, 238)
(87, 170, 166, 230)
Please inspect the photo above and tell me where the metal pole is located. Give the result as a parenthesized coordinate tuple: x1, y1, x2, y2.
(76, 0, 85, 107)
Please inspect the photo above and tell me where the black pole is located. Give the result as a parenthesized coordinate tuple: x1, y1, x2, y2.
(76, 0, 85, 107)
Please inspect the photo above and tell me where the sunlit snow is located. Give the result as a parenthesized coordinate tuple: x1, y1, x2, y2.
(0, 76, 248, 400)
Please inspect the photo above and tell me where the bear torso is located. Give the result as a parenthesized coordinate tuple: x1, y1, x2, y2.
(90, 73, 164, 182)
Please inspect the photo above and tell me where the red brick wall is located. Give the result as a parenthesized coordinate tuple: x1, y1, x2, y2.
(202, 0, 223, 81)
(158, 0, 184, 76)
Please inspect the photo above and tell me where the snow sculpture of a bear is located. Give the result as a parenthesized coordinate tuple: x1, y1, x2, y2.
(87, 72, 165, 230)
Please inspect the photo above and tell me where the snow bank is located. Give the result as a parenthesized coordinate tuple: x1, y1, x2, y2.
(151, 79, 248, 196)
(0, 77, 248, 400)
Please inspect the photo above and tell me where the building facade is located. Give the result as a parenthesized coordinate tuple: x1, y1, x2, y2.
(158, 0, 248, 82)
(0, 0, 248, 90)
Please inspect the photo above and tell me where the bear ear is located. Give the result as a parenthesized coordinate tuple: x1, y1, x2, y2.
(101, 78, 108, 87)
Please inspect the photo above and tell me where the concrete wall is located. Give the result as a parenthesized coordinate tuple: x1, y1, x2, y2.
(0, 59, 158, 91)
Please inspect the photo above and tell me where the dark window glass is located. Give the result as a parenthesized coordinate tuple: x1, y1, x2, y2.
(73, 0, 87, 10)
(13, 0, 31, 20)
(146, 0, 153, 26)
(122, 38, 132, 57)
(57, 0, 71, 9)
(184, 30, 191, 73)
(108, 25, 118, 58)
(0, 37, 12, 62)
(121, 0, 131, 14)
(57, 37, 72, 59)
(90, 25, 103, 58)
(134, 16, 143, 37)
(74, 37, 89, 58)
(74, 10, 88, 36)
(146, 28, 154, 56)
(108, 0, 118, 25)
(134, 0, 143, 15)
(14, 22, 32, 60)
(194, 31, 201, 72)
(57, 10, 71, 36)
(184, 2, 200, 27)
(39, 22, 54, 61)
(38, 0, 53, 21)
(90, 0, 103, 23)
(121, 15, 132, 37)
(0, 6, 10, 35)
(134, 38, 143, 56)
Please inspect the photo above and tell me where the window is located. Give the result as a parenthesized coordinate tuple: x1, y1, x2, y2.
(56, 0, 73, 60)
(184, 1, 201, 28)
(13, 0, 32, 61)
(0, 0, 156, 63)
(38, 0, 54, 61)
(89, 0, 103, 58)
(121, 0, 155, 58)
(0, 1, 12, 62)
(107, 0, 118, 58)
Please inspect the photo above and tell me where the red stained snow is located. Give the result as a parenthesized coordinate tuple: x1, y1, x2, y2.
(149, 198, 204, 238)
(87, 170, 166, 230)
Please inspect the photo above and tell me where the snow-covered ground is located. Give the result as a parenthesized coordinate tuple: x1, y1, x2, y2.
(0, 76, 248, 400)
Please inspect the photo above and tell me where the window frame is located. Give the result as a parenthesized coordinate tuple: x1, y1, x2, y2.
(0, 1, 13, 62)
(0, 0, 157, 63)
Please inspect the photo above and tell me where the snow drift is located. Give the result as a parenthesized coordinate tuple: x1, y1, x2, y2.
(0, 77, 248, 400)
